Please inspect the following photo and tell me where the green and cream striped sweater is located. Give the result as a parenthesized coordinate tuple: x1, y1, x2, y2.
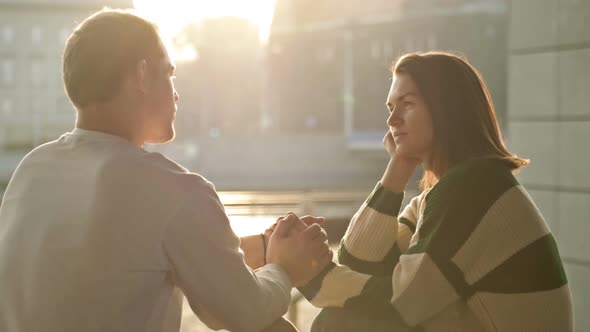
(300, 158, 573, 331)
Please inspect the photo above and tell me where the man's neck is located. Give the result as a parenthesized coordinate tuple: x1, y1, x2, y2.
(75, 109, 143, 147)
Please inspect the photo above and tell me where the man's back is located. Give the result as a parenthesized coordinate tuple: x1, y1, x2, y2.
(0, 129, 197, 331)
(0, 9, 334, 332)
(0, 128, 295, 332)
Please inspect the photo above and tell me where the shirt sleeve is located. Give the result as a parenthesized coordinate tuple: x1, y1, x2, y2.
(162, 175, 292, 332)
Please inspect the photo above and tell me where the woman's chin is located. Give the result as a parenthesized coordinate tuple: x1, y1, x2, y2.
(395, 147, 423, 164)
(395, 146, 412, 158)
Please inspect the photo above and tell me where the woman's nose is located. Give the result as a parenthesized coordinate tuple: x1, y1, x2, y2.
(387, 110, 401, 127)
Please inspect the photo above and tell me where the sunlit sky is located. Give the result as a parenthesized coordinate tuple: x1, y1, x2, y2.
(134, 0, 277, 61)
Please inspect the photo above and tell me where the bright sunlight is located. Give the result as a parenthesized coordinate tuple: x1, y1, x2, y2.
(134, 0, 277, 61)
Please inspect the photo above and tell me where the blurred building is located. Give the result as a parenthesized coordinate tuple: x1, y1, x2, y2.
(268, 0, 507, 148)
(167, 0, 510, 191)
(0, 0, 510, 193)
(172, 17, 263, 143)
(506, 0, 590, 330)
(0, 0, 132, 184)
(169, 16, 395, 191)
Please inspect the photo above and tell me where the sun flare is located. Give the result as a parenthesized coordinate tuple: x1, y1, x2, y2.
(133, 0, 277, 60)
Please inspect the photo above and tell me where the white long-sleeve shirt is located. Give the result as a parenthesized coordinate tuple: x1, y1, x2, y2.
(0, 128, 292, 332)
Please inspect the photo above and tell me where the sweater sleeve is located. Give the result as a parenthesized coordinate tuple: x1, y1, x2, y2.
(162, 176, 292, 332)
(298, 183, 460, 327)
(301, 159, 574, 330)
(337, 182, 420, 276)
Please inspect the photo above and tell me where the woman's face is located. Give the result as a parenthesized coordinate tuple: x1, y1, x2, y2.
(386, 73, 434, 163)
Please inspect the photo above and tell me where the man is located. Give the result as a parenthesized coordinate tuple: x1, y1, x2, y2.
(0, 9, 331, 332)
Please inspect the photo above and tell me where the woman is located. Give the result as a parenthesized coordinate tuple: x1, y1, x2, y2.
(296, 52, 573, 331)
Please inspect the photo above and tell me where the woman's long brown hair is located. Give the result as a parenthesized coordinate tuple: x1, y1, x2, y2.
(392, 52, 528, 189)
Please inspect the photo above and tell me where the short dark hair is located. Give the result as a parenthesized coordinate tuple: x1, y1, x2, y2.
(392, 51, 528, 189)
(63, 8, 162, 109)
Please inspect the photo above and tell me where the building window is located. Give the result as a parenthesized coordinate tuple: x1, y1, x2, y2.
(2, 26, 14, 44)
(316, 46, 334, 62)
(370, 40, 381, 59)
(260, 112, 273, 131)
(305, 114, 318, 129)
(270, 43, 282, 55)
(427, 33, 437, 50)
(1, 97, 12, 115)
(56, 96, 73, 115)
(59, 27, 70, 45)
(413, 36, 425, 52)
(1, 58, 15, 85)
(404, 37, 415, 53)
(30, 57, 44, 86)
(484, 24, 496, 38)
(383, 40, 393, 58)
(31, 26, 42, 45)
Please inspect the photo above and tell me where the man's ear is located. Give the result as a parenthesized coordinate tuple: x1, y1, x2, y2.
(136, 59, 149, 94)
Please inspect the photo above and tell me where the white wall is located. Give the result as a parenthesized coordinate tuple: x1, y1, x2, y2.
(508, 0, 590, 330)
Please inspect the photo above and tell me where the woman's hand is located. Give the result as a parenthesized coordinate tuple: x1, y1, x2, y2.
(265, 213, 332, 287)
(381, 131, 421, 192)
(264, 214, 326, 250)
(383, 130, 398, 158)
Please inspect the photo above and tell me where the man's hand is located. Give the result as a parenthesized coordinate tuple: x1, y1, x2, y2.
(266, 213, 333, 287)
(301, 215, 326, 227)
(263, 214, 326, 249)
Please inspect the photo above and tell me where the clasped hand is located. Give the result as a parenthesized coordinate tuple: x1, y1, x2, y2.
(264, 212, 333, 287)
